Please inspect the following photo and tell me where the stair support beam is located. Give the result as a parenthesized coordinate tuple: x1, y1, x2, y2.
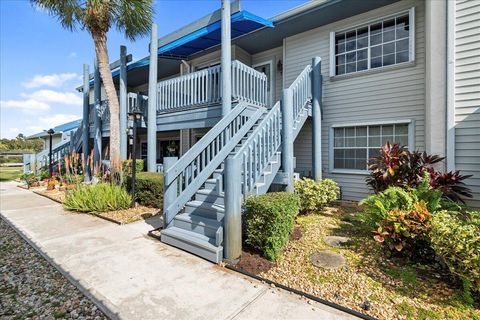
(282, 88, 294, 192)
(119, 45, 128, 160)
(163, 157, 178, 229)
(224, 155, 242, 262)
(147, 23, 158, 172)
(93, 58, 102, 170)
(312, 56, 322, 180)
(82, 64, 90, 181)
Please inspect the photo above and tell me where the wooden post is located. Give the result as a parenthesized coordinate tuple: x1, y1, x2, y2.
(93, 59, 102, 171)
(282, 88, 294, 192)
(224, 155, 242, 262)
(120, 45, 128, 160)
(163, 157, 178, 229)
(312, 56, 322, 180)
(147, 24, 158, 172)
(82, 64, 90, 181)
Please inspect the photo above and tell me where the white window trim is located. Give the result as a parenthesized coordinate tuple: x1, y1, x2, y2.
(328, 119, 414, 174)
(329, 7, 416, 78)
(252, 60, 275, 107)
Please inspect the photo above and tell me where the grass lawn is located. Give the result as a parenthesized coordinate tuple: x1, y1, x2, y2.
(0, 167, 22, 181)
(236, 206, 480, 320)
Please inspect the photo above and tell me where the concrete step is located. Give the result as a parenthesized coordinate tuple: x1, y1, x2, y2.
(204, 178, 218, 191)
(184, 200, 225, 220)
(173, 213, 223, 245)
(161, 226, 223, 263)
(195, 189, 224, 205)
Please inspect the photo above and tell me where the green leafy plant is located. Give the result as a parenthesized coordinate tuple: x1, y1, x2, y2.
(63, 183, 132, 212)
(38, 170, 49, 180)
(126, 172, 163, 209)
(294, 178, 339, 214)
(373, 201, 432, 253)
(245, 192, 300, 261)
(366, 142, 472, 203)
(429, 210, 480, 298)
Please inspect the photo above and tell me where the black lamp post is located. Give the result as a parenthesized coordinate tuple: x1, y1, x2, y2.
(47, 128, 55, 177)
(128, 104, 143, 207)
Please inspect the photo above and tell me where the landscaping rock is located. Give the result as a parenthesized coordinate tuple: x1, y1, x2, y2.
(310, 250, 346, 269)
(324, 236, 354, 248)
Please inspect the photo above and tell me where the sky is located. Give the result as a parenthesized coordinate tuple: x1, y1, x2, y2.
(0, 0, 307, 139)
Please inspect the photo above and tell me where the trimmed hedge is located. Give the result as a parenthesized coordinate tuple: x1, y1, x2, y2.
(429, 210, 480, 296)
(245, 192, 300, 261)
(294, 178, 340, 214)
(122, 159, 144, 175)
(126, 172, 163, 209)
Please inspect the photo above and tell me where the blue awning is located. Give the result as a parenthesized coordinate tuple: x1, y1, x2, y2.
(158, 10, 273, 59)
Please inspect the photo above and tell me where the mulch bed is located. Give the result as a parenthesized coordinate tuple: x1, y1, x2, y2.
(232, 206, 480, 320)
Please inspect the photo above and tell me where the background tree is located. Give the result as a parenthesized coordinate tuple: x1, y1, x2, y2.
(31, 0, 154, 174)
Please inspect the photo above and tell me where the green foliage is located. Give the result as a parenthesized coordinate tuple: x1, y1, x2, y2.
(122, 159, 144, 175)
(373, 201, 432, 253)
(429, 210, 480, 297)
(0, 134, 43, 152)
(63, 183, 132, 212)
(294, 178, 339, 214)
(245, 192, 300, 261)
(126, 172, 163, 209)
(39, 170, 49, 180)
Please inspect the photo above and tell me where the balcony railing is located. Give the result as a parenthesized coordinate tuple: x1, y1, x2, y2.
(156, 60, 268, 114)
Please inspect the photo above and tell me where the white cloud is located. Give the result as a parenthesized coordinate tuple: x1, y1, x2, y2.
(28, 114, 80, 132)
(68, 52, 77, 58)
(22, 73, 80, 89)
(22, 90, 82, 106)
(0, 99, 50, 112)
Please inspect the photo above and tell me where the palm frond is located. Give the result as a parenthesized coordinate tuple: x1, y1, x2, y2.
(31, 0, 85, 31)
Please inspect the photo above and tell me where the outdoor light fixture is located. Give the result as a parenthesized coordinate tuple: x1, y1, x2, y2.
(127, 100, 143, 208)
(47, 128, 55, 177)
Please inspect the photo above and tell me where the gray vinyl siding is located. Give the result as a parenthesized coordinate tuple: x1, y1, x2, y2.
(251, 46, 283, 104)
(454, 0, 480, 208)
(286, 0, 426, 201)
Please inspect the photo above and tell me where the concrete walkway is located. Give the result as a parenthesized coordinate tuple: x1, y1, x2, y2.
(0, 181, 358, 320)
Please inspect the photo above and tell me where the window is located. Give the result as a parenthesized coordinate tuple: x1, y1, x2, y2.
(331, 123, 410, 171)
(331, 8, 414, 76)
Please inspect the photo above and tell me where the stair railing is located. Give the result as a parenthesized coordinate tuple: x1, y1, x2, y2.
(163, 102, 266, 227)
(230, 101, 282, 197)
(290, 65, 312, 120)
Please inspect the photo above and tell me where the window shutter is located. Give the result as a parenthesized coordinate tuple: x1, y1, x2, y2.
(409, 7, 416, 62)
(329, 31, 335, 77)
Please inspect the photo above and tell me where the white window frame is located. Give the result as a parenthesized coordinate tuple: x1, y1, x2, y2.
(328, 119, 414, 175)
(329, 7, 415, 77)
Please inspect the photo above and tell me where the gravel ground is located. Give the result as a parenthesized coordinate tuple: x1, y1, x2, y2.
(0, 218, 108, 320)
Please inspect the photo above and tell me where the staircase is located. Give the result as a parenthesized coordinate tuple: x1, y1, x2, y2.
(161, 65, 313, 263)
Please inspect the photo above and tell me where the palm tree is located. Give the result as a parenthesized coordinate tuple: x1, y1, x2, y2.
(31, 0, 154, 174)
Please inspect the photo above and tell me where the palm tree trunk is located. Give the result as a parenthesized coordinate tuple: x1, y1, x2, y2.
(93, 33, 121, 175)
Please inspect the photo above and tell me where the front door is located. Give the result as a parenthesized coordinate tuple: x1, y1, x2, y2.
(253, 61, 273, 106)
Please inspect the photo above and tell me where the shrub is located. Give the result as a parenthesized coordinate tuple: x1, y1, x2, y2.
(122, 159, 144, 176)
(39, 170, 49, 180)
(63, 183, 132, 212)
(373, 201, 432, 253)
(126, 172, 163, 209)
(245, 192, 300, 261)
(294, 178, 339, 213)
(366, 142, 472, 203)
(429, 210, 480, 296)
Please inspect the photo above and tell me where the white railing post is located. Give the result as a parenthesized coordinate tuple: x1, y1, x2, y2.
(224, 155, 242, 262)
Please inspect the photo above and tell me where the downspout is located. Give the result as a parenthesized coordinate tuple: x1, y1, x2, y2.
(446, 0, 455, 171)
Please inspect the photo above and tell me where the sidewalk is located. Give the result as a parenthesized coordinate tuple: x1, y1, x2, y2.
(0, 181, 357, 320)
